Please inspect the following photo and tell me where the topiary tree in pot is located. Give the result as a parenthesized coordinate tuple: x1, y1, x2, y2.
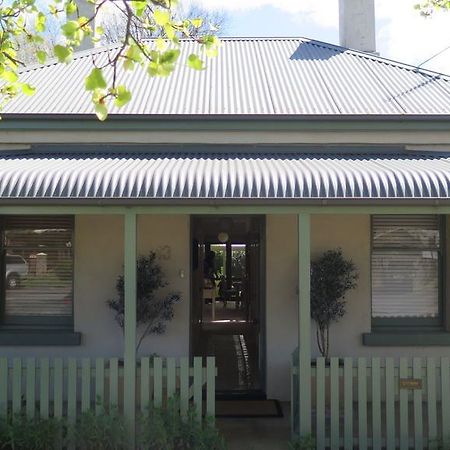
(310, 248, 358, 359)
(107, 251, 181, 352)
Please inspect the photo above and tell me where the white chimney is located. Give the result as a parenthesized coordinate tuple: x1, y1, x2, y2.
(339, 0, 376, 53)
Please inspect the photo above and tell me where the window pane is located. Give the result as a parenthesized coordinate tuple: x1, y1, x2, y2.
(3, 217, 73, 326)
(372, 215, 439, 249)
(372, 251, 439, 318)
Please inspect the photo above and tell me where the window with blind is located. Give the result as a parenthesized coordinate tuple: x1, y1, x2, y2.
(371, 215, 442, 327)
(1, 216, 74, 329)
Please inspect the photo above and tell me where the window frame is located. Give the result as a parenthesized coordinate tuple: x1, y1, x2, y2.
(0, 215, 75, 332)
(370, 214, 446, 331)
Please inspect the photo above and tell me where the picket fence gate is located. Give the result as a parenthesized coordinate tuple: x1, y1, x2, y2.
(292, 356, 450, 449)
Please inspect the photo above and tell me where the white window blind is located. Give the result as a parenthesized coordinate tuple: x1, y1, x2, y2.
(2, 216, 74, 328)
(371, 215, 440, 319)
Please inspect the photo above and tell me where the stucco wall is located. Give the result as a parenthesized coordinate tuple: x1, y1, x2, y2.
(265, 214, 450, 401)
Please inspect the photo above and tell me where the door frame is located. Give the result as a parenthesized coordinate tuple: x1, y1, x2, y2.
(189, 214, 267, 396)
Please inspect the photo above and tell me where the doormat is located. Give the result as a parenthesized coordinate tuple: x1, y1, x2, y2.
(215, 399, 283, 418)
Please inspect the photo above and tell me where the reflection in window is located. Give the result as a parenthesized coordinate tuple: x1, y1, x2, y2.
(371, 215, 440, 320)
(2, 216, 74, 329)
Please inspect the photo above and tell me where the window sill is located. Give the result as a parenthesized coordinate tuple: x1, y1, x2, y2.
(0, 331, 81, 346)
(363, 331, 450, 346)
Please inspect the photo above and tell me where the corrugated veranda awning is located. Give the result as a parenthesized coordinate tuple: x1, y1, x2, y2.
(1, 147, 450, 202)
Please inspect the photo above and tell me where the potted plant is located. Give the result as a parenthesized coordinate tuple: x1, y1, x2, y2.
(310, 248, 358, 359)
(107, 251, 181, 352)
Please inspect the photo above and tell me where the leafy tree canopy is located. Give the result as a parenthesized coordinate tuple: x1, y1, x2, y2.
(415, 0, 450, 15)
(0, 0, 219, 119)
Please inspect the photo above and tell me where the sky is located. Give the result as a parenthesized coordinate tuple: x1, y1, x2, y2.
(195, 0, 450, 75)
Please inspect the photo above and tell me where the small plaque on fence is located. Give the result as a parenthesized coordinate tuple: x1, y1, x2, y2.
(399, 378, 422, 390)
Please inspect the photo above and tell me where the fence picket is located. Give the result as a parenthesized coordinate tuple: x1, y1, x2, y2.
(53, 358, 63, 420)
(358, 358, 368, 450)
(25, 358, 36, 418)
(0, 355, 215, 440)
(399, 358, 409, 450)
(95, 358, 105, 414)
(194, 357, 203, 421)
(427, 358, 437, 448)
(441, 357, 450, 442)
(67, 358, 77, 424)
(413, 358, 423, 450)
(39, 358, 49, 420)
(81, 358, 91, 412)
(385, 358, 395, 450)
(330, 357, 339, 450)
(316, 358, 326, 450)
(344, 357, 353, 450)
(153, 357, 163, 408)
(206, 357, 215, 421)
(140, 357, 150, 414)
(0, 358, 7, 418)
(167, 357, 176, 399)
(12, 358, 21, 415)
(372, 358, 382, 450)
(109, 357, 119, 409)
(180, 357, 189, 419)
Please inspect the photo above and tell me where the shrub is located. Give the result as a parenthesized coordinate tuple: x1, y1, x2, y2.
(138, 399, 226, 450)
(67, 408, 128, 450)
(310, 248, 358, 358)
(289, 434, 316, 450)
(0, 414, 63, 450)
(107, 251, 181, 352)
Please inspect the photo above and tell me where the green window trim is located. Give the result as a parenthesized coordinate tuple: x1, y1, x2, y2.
(363, 331, 450, 346)
(0, 331, 81, 346)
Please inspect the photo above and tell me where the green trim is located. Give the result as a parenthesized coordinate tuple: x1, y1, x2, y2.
(4, 205, 450, 216)
(0, 331, 81, 345)
(0, 117, 450, 132)
(298, 213, 311, 435)
(362, 331, 450, 346)
(123, 212, 137, 445)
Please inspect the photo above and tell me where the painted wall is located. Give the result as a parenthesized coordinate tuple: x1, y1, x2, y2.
(265, 214, 450, 401)
(3, 212, 450, 403)
(0, 214, 190, 358)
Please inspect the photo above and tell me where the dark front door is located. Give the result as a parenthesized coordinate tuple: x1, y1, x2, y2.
(191, 216, 265, 398)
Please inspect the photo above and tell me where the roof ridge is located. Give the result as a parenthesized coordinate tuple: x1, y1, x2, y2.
(18, 36, 450, 80)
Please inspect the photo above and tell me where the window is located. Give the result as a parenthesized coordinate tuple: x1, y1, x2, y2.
(1, 216, 74, 330)
(371, 215, 442, 329)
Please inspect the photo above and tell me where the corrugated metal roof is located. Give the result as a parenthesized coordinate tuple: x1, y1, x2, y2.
(4, 37, 450, 116)
(1, 147, 450, 200)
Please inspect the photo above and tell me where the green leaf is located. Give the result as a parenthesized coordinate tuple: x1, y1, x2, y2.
(36, 50, 47, 64)
(131, 0, 146, 17)
(154, 9, 170, 26)
(187, 54, 204, 70)
(85, 68, 107, 91)
(114, 85, 132, 107)
(20, 83, 36, 96)
(1, 71, 18, 83)
(123, 59, 134, 71)
(95, 103, 108, 121)
(61, 20, 79, 38)
(53, 45, 72, 63)
(164, 23, 176, 40)
(160, 49, 180, 64)
(35, 12, 46, 32)
(190, 18, 203, 28)
(65, 1, 77, 14)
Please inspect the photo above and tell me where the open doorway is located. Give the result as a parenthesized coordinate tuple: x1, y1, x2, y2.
(191, 216, 265, 398)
